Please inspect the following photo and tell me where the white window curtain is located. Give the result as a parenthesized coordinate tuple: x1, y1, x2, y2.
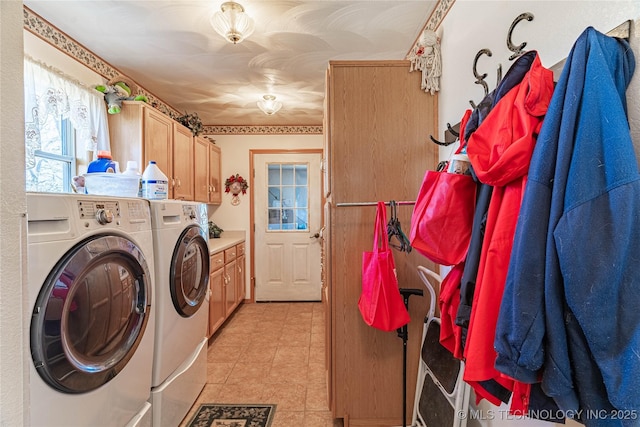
(23, 55, 110, 168)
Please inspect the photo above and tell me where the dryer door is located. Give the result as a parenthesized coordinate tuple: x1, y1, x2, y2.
(170, 224, 210, 317)
(30, 234, 152, 394)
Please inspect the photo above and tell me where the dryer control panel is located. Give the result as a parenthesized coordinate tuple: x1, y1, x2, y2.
(182, 204, 197, 221)
(182, 203, 208, 228)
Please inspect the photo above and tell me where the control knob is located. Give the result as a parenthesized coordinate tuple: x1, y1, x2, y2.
(95, 208, 114, 225)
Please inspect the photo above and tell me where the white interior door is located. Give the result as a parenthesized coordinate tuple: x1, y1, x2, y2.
(254, 152, 322, 301)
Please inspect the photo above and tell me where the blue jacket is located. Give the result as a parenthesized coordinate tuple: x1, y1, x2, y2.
(494, 27, 638, 420)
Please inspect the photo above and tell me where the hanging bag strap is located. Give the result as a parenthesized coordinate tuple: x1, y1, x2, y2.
(373, 201, 388, 253)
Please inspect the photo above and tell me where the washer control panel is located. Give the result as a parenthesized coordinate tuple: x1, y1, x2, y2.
(78, 200, 120, 224)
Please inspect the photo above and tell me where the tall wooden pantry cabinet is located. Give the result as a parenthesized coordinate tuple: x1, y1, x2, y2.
(323, 60, 439, 427)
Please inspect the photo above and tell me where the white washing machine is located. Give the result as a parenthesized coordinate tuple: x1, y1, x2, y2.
(26, 192, 155, 427)
(148, 200, 210, 427)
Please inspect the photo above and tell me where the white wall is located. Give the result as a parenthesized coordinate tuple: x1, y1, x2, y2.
(24, 31, 105, 85)
(206, 134, 323, 298)
(0, 1, 28, 425)
(437, 2, 640, 427)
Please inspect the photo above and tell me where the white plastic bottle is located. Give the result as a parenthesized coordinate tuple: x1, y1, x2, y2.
(122, 160, 142, 197)
(141, 161, 169, 200)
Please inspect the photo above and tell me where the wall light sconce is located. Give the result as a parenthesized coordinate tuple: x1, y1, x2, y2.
(257, 94, 282, 115)
(210, 1, 255, 44)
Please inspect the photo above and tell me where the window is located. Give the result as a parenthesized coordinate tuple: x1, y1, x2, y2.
(267, 163, 309, 231)
(26, 117, 76, 193)
(24, 56, 110, 193)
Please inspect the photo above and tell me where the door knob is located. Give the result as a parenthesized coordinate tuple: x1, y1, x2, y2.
(310, 233, 320, 239)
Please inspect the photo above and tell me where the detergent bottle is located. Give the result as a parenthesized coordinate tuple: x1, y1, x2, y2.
(87, 150, 117, 173)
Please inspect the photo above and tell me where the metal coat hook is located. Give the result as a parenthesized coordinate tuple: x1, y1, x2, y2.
(447, 123, 460, 138)
(469, 48, 492, 108)
(507, 12, 534, 60)
(429, 122, 459, 146)
(429, 134, 456, 146)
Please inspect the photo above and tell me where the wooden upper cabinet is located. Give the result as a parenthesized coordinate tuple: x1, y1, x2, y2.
(143, 107, 173, 186)
(108, 101, 198, 200)
(108, 101, 171, 183)
(172, 122, 194, 200)
(194, 136, 210, 203)
(209, 143, 222, 205)
(194, 136, 221, 204)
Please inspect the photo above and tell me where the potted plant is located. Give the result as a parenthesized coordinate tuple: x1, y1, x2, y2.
(208, 222, 223, 238)
(176, 111, 203, 136)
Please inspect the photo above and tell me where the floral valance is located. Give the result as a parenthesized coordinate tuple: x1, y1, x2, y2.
(23, 55, 110, 168)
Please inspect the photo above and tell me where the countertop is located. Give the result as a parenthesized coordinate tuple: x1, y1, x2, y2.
(208, 230, 246, 254)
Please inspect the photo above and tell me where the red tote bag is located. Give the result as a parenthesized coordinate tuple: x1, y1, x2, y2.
(410, 110, 476, 266)
(358, 202, 411, 332)
(409, 170, 476, 265)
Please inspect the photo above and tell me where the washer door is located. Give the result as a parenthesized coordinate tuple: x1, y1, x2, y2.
(31, 234, 152, 394)
(170, 224, 210, 317)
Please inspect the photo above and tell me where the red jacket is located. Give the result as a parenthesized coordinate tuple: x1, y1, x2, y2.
(463, 53, 554, 410)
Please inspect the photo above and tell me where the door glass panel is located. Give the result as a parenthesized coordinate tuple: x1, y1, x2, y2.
(266, 163, 309, 231)
(282, 165, 294, 185)
(268, 165, 280, 185)
(296, 187, 308, 208)
(268, 187, 281, 207)
(295, 165, 307, 185)
(282, 187, 295, 208)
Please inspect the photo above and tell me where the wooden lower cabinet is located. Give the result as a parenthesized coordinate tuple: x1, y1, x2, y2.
(208, 241, 246, 338)
(236, 242, 246, 302)
(224, 260, 237, 318)
(236, 254, 245, 302)
(208, 261, 225, 336)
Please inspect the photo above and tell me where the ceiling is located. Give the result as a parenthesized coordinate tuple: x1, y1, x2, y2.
(23, 1, 437, 127)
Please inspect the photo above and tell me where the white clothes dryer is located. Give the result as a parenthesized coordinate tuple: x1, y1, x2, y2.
(148, 200, 210, 427)
(26, 192, 155, 427)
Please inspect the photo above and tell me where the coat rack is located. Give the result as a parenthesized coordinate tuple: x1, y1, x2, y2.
(431, 12, 537, 147)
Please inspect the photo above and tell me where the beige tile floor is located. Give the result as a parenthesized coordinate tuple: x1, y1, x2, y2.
(180, 302, 343, 427)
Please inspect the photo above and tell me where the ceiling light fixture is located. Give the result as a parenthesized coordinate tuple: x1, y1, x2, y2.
(210, 1, 255, 44)
(257, 95, 282, 115)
